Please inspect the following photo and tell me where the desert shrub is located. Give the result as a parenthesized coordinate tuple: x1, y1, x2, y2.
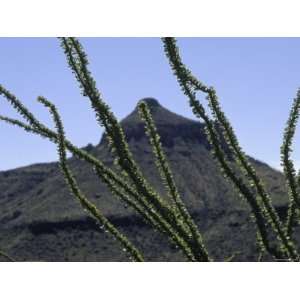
(0, 37, 300, 261)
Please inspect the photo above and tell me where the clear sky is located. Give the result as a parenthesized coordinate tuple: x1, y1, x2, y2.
(1, 37, 300, 171)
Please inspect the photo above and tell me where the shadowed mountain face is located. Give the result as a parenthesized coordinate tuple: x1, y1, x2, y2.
(0, 98, 291, 261)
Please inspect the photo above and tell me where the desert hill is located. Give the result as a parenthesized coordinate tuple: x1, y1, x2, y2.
(0, 98, 290, 261)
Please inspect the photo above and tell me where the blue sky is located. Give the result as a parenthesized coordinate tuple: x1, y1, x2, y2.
(1, 37, 300, 171)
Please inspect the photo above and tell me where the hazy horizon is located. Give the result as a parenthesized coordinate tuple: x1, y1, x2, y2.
(1, 37, 300, 171)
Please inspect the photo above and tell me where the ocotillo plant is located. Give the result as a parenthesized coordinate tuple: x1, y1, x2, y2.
(162, 37, 300, 261)
(0, 37, 299, 261)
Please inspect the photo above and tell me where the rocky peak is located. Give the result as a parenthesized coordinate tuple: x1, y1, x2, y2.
(99, 98, 209, 149)
(138, 97, 160, 108)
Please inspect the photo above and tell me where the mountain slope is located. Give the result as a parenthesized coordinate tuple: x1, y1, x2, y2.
(0, 98, 291, 261)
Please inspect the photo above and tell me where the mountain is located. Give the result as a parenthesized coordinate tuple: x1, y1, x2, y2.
(0, 98, 291, 261)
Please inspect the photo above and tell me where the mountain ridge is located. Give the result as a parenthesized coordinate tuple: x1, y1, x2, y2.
(0, 98, 291, 261)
